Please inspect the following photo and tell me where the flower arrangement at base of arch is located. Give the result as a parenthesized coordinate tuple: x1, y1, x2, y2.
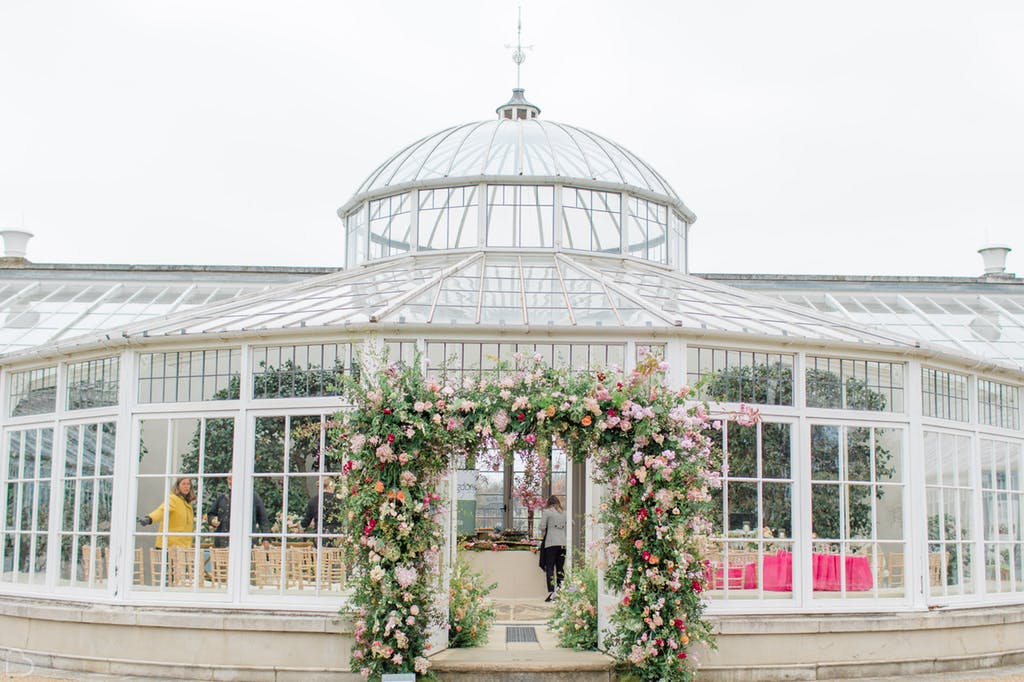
(335, 351, 749, 681)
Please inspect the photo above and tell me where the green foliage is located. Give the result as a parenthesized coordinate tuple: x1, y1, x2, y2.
(548, 562, 598, 651)
(448, 554, 497, 648)
(700, 361, 793, 406)
(702, 364, 894, 543)
(179, 365, 347, 523)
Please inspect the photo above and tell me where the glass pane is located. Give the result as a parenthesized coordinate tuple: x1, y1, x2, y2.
(876, 486, 903, 541)
(761, 482, 792, 540)
(847, 484, 872, 539)
(846, 427, 871, 481)
(203, 418, 234, 474)
(762, 423, 791, 479)
(727, 481, 757, 534)
(875, 428, 903, 483)
(812, 483, 840, 542)
(811, 425, 839, 481)
(727, 424, 756, 479)
(254, 417, 285, 474)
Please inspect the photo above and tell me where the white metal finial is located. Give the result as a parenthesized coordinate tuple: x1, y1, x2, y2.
(505, 7, 532, 89)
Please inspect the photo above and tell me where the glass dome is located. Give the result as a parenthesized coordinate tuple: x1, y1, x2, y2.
(338, 90, 697, 272)
(351, 119, 685, 203)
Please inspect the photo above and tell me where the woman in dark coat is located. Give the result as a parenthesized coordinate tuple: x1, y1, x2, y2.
(539, 495, 566, 601)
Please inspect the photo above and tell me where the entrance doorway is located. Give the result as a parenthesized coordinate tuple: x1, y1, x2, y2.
(455, 446, 584, 601)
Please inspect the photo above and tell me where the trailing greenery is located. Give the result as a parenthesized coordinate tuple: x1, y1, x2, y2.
(448, 554, 497, 648)
(548, 562, 598, 651)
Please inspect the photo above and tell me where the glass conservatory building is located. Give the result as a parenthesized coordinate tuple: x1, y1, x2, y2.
(1, 90, 1023, 680)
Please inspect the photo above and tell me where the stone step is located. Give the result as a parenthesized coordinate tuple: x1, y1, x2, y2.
(431, 648, 617, 682)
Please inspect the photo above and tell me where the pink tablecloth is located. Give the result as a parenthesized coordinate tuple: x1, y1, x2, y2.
(760, 551, 873, 592)
(707, 562, 758, 590)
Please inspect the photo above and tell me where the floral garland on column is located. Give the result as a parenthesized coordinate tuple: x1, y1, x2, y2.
(338, 363, 456, 679)
(336, 353, 747, 681)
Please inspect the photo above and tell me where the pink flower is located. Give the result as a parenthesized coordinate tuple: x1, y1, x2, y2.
(395, 565, 418, 588)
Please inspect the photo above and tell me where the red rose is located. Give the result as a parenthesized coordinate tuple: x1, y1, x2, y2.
(517, 412, 526, 421)
(691, 579, 703, 592)
(677, 652, 687, 659)
(383, 408, 392, 415)
(386, 433, 395, 444)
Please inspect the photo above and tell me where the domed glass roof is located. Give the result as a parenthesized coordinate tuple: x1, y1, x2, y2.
(351, 118, 686, 210)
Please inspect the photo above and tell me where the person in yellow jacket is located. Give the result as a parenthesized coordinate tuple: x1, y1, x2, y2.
(138, 477, 195, 548)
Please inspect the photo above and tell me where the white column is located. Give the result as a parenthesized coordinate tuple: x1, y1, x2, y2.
(231, 343, 252, 604)
(793, 351, 809, 607)
(111, 348, 137, 599)
(906, 358, 927, 607)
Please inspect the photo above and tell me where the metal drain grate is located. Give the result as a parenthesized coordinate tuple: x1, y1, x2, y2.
(505, 626, 539, 643)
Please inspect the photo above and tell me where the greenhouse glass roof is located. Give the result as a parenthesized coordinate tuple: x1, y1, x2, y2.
(2, 253, 933, 361)
(708, 275, 1024, 371)
(0, 266, 318, 355)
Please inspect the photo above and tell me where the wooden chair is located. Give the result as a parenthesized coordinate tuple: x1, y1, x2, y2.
(251, 546, 284, 589)
(206, 547, 230, 588)
(133, 548, 144, 585)
(286, 546, 317, 589)
(320, 547, 345, 590)
(80, 544, 107, 583)
(884, 552, 904, 588)
(149, 547, 168, 586)
(169, 546, 197, 587)
(928, 551, 945, 587)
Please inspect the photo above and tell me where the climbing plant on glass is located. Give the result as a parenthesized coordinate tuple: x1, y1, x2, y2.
(334, 352, 751, 681)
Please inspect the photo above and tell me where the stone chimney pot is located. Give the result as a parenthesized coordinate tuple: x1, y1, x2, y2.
(1, 230, 33, 260)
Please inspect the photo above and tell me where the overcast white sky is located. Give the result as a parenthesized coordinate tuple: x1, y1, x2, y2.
(1, 1, 1021, 276)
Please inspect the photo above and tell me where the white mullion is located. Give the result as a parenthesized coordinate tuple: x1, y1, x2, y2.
(70, 425, 85, 589)
(552, 183, 564, 249)
(190, 418, 206, 594)
(42, 409, 62, 589)
(794, 351, 809, 608)
(234, 343, 252, 602)
(477, 182, 487, 247)
(905, 357, 927, 608)
(111, 348, 135, 600)
(409, 189, 420, 253)
(157, 418, 173, 589)
(0, 415, 7, 574)
(12, 433, 25, 580)
(44, 362, 66, 590)
(619, 194, 629, 256)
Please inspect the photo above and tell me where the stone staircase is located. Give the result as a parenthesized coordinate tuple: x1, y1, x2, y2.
(430, 616, 617, 682)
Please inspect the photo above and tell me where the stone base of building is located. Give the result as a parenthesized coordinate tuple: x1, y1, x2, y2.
(3, 595, 1024, 680)
(698, 604, 1024, 680)
(0, 595, 358, 681)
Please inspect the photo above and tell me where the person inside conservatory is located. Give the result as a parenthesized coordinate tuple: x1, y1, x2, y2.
(208, 474, 272, 550)
(137, 476, 195, 548)
(301, 476, 344, 536)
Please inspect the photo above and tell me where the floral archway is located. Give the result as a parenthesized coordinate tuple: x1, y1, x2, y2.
(334, 353, 751, 681)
